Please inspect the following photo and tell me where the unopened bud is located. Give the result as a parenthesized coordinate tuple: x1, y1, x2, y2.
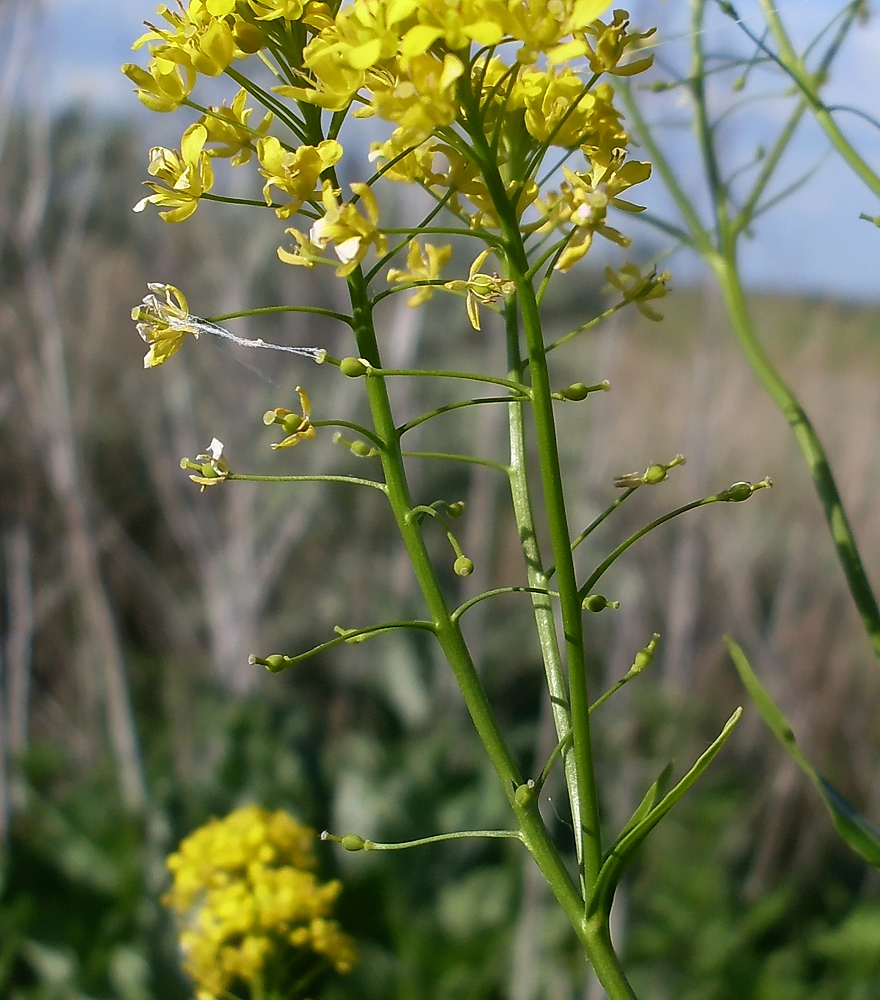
(234, 22, 265, 53)
(340, 357, 368, 377)
(454, 555, 474, 577)
(445, 501, 466, 518)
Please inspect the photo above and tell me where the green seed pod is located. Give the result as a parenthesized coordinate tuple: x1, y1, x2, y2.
(341, 834, 366, 852)
(281, 413, 303, 434)
(264, 654, 288, 673)
(454, 555, 474, 577)
(633, 647, 654, 672)
(583, 594, 619, 613)
(340, 357, 368, 377)
(644, 464, 668, 485)
(445, 501, 466, 518)
(515, 780, 537, 808)
(563, 382, 590, 401)
(349, 439, 375, 458)
(723, 481, 753, 502)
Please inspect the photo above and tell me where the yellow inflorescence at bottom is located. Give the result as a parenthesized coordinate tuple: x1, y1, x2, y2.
(163, 805, 357, 999)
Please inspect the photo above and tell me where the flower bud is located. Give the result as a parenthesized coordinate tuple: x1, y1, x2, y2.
(233, 22, 265, 54)
(445, 501, 466, 518)
(454, 555, 474, 577)
(340, 357, 368, 377)
(582, 594, 620, 613)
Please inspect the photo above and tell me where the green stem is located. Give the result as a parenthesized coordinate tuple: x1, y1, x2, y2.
(367, 365, 528, 395)
(401, 451, 511, 474)
(472, 137, 603, 898)
(710, 251, 880, 664)
(344, 266, 588, 942)
(331, 829, 524, 851)
(756, 0, 880, 201)
(226, 473, 387, 492)
(451, 586, 561, 623)
(207, 304, 352, 327)
(398, 395, 529, 435)
(579, 496, 720, 601)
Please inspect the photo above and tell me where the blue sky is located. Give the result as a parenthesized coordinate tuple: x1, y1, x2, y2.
(34, 0, 880, 300)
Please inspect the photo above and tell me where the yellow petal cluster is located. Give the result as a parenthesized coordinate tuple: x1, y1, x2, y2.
(133, 123, 214, 222)
(257, 137, 344, 218)
(200, 89, 273, 165)
(164, 805, 356, 999)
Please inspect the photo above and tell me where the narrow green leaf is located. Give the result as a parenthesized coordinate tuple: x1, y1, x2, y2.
(725, 636, 880, 868)
(589, 709, 742, 917)
(615, 761, 674, 845)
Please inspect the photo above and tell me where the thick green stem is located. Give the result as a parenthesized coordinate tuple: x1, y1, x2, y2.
(504, 307, 586, 879)
(344, 268, 588, 941)
(710, 250, 880, 664)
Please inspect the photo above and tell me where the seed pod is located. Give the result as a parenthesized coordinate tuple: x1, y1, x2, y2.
(454, 555, 474, 577)
(340, 357, 368, 377)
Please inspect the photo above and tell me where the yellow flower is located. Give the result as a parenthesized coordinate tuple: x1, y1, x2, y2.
(578, 9, 656, 76)
(122, 53, 195, 112)
(307, 180, 388, 277)
(387, 240, 452, 306)
(132, 282, 201, 368)
(180, 438, 232, 490)
(163, 806, 356, 998)
(370, 50, 465, 131)
(257, 136, 344, 218)
(262, 387, 317, 449)
(505, 0, 614, 61)
(604, 262, 671, 321)
(200, 89, 273, 165)
(247, 0, 307, 20)
(443, 249, 515, 330)
(132, 1, 237, 77)
(133, 123, 214, 223)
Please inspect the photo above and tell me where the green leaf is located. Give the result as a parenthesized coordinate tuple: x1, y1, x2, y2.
(615, 761, 674, 845)
(724, 636, 880, 868)
(588, 709, 742, 918)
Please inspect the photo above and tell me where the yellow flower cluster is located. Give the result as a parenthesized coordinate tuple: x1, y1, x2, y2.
(163, 805, 357, 999)
(127, 0, 656, 324)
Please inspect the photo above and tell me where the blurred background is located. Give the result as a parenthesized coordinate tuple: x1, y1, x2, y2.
(2, 0, 880, 998)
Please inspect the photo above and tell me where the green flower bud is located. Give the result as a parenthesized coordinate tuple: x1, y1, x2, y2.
(234, 22, 265, 53)
(583, 594, 620, 613)
(515, 780, 537, 808)
(341, 834, 367, 852)
(454, 555, 474, 577)
(340, 357, 368, 377)
(732, 76, 745, 91)
(445, 501, 466, 518)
